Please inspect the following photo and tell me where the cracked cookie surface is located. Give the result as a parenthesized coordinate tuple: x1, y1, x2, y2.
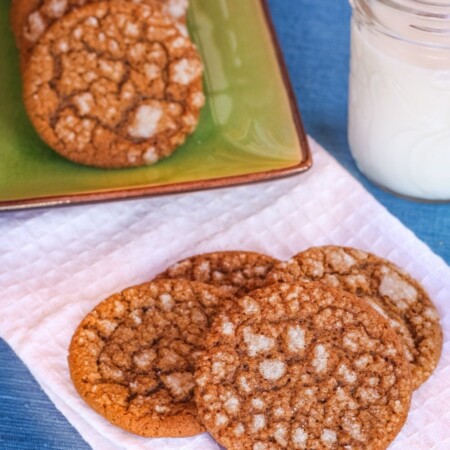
(267, 246, 442, 389)
(68, 279, 227, 437)
(195, 282, 412, 450)
(156, 251, 279, 298)
(23, 1, 204, 168)
(11, 0, 189, 63)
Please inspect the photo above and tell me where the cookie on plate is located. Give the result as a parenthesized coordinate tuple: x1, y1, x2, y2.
(195, 282, 412, 450)
(23, 1, 204, 168)
(156, 251, 279, 297)
(11, 0, 189, 63)
(69, 279, 228, 437)
(267, 246, 442, 389)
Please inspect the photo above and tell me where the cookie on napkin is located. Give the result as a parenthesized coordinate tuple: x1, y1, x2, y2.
(69, 279, 229, 437)
(156, 251, 279, 297)
(195, 282, 412, 450)
(267, 245, 443, 389)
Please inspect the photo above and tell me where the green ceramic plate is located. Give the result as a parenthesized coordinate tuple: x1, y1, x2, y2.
(0, 0, 311, 211)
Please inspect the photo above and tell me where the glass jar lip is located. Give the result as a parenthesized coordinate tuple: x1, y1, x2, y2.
(352, 3, 450, 49)
(407, 0, 450, 10)
(361, 0, 450, 19)
(351, 0, 450, 48)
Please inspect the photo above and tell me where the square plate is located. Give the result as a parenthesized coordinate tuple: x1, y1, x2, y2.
(0, 0, 311, 211)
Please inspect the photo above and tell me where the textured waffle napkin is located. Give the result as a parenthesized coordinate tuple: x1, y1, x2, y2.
(0, 138, 449, 450)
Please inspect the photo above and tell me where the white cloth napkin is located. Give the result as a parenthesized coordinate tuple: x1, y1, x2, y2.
(0, 138, 449, 450)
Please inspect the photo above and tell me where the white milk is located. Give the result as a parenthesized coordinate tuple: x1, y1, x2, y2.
(348, 20, 450, 201)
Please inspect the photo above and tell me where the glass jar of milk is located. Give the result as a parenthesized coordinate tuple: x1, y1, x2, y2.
(348, 0, 450, 201)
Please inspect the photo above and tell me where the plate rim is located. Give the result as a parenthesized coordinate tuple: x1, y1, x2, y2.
(0, 0, 312, 212)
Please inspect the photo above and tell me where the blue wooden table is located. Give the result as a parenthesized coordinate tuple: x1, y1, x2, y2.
(1, 0, 449, 448)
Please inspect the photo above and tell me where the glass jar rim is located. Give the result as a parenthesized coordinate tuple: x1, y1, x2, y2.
(351, 0, 450, 49)
(354, 0, 450, 19)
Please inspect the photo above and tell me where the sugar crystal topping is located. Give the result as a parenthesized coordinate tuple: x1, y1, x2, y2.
(312, 344, 329, 373)
(287, 325, 306, 352)
(244, 327, 275, 357)
(259, 359, 286, 381)
(292, 427, 308, 448)
(379, 267, 417, 308)
(321, 429, 337, 445)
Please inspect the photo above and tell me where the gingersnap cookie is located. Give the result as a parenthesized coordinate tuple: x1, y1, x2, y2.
(11, 0, 189, 63)
(23, 1, 204, 168)
(267, 246, 442, 389)
(156, 251, 279, 297)
(195, 282, 412, 450)
(68, 279, 229, 437)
